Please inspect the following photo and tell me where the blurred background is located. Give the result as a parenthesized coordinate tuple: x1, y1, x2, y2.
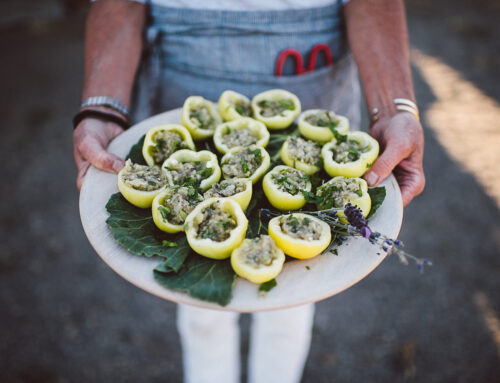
(0, 0, 499, 382)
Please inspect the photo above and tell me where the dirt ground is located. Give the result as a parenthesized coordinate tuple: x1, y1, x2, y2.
(0, 1, 499, 382)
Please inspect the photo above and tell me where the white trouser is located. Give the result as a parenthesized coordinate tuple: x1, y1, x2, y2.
(177, 303, 315, 383)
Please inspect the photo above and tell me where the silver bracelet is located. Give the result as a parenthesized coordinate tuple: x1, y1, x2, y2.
(81, 96, 130, 118)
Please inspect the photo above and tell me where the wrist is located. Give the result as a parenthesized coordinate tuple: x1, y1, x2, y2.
(80, 96, 130, 119)
(73, 108, 130, 131)
(80, 105, 128, 121)
(369, 97, 419, 127)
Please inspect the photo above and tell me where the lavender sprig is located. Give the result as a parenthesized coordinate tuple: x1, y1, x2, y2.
(260, 205, 432, 273)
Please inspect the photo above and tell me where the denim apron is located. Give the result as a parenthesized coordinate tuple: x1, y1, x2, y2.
(132, 2, 361, 130)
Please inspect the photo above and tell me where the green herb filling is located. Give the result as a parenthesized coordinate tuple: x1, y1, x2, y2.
(271, 167, 309, 196)
(195, 203, 237, 242)
(279, 214, 322, 241)
(258, 98, 295, 117)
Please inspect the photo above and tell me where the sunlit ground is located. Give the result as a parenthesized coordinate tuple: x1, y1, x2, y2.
(412, 48, 500, 360)
(411, 48, 500, 208)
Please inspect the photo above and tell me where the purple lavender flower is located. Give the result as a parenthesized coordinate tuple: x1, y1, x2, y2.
(258, 205, 432, 273)
(344, 203, 372, 238)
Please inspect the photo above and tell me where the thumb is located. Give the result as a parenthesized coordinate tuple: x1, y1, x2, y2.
(79, 138, 125, 173)
(364, 141, 407, 186)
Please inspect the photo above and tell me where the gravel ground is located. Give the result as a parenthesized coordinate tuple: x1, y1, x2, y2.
(0, 1, 499, 382)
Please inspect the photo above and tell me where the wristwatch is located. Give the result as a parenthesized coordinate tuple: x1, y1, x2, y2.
(80, 96, 130, 119)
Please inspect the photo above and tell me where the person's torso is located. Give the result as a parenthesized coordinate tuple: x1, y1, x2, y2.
(132, 0, 360, 128)
(134, 0, 343, 11)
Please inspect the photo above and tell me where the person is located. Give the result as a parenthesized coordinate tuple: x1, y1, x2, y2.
(73, 1, 425, 382)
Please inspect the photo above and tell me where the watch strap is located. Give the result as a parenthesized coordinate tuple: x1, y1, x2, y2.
(80, 96, 130, 118)
(73, 109, 130, 130)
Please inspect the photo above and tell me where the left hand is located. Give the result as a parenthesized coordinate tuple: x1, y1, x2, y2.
(364, 112, 425, 206)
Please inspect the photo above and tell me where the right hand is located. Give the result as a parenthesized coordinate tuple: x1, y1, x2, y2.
(73, 118, 125, 190)
(363, 112, 425, 206)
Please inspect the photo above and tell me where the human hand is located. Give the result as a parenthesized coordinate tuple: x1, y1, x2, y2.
(73, 118, 125, 190)
(364, 112, 425, 206)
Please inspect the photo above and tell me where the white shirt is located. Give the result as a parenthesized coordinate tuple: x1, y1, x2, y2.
(123, 0, 345, 10)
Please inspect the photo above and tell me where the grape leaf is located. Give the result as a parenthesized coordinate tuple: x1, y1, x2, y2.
(105, 193, 188, 272)
(125, 134, 147, 165)
(266, 123, 299, 166)
(245, 185, 268, 238)
(154, 255, 236, 306)
(367, 186, 386, 220)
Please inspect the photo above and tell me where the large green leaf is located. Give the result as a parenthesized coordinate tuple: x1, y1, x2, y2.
(154, 255, 236, 306)
(367, 186, 386, 220)
(125, 134, 147, 165)
(105, 193, 188, 272)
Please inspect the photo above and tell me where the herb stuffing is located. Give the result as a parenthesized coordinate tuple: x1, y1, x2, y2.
(286, 136, 322, 167)
(190, 106, 217, 131)
(279, 214, 322, 241)
(222, 128, 259, 149)
(234, 101, 252, 117)
(151, 131, 187, 164)
(222, 146, 264, 178)
(158, 186, 203, 225)
(258, 99, 295, 117)
(330, 139, 369, 163)
(271, 167, 309, 196)
(204, 179, 247, 199)
(165, 161, 214, 187)
(195, 203, 237, 242)
(239, 235, 280, 268)
(305, 110, 339, 130)
(314, 178, 364, 210)
(121, 160, 167, 191)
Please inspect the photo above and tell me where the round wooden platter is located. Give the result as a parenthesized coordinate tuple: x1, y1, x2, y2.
(80, 108, 403, 313)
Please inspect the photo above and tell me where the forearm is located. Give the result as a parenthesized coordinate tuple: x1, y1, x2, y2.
(344, 0, 415, 119)
(82, 0, 146, 108)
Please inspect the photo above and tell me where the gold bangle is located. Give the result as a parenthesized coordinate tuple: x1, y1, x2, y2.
(395, 104, 420, 121)
(370, 98, 420, 126)
(394, 98, 420, 121)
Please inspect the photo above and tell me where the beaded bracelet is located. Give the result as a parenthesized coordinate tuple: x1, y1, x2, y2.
(73, 109, 130, 130)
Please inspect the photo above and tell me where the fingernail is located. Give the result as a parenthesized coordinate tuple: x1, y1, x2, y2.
(113, 160, 124, 172)
(365, 171, 379, 186)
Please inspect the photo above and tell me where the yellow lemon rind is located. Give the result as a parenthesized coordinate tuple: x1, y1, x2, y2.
(151, 189, 187, 233)
(142, 124, 196, 167)
(213, 117, 270, 154)
(218, 90, 252, 122)
(221, 146, 271, 184)
(280, 139, 321, 175)
(262, 165, 311, 211)
(162, 149, 221, 192)
(184, 198, 248, 260)
(230, 239, 285, 284)
(268, 213, 331, 259)
(251, 89, 301, 130)
(297, 110, 349, 142)
(321, 131, 379, 178)
(117, 167, 167, 209)
(180, 96, 222, 140)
